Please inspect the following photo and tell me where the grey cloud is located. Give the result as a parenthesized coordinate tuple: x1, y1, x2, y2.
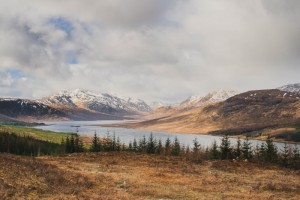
(0, 0, 299, 103)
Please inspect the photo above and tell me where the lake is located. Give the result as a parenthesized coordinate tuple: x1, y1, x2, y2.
(34, 120, 296, 150)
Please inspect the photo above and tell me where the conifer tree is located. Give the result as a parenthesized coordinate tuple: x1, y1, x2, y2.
(91, 133, 100, 152)
(281, 143, 290, 167)
(220, 134, 232, 159)
(234, 137, 242, 159)
(133, 138, 138, 152)
(292, 145, 300, 169)
(193, 138, 200, 154)
(210, 140, 219, 160)
(171, 137, 180, 156)
(242, 136, 252, 159)
(116, 136, 121, 151)
(165, 137, 171, 155)
(128, 141, 133, 151)
(139, 136, 147, 153)
(70, 134, 75, 153)
(147, 133, 156, 154)
(259, 142, 267, 162)
(265, 135, 278, 163)
(156, 139, 163, 154)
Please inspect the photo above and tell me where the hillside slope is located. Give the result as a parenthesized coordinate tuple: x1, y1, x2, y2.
(145, 89, 238, 120)
(278, 83, 300, 94)
(39, 89, 152, 115)
(119, 90, 300, 134)
(0, 89, 153, 122)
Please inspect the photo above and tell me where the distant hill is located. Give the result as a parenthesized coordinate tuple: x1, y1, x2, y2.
(0, 98, 67, 121)
(145, 89, 238, 119)
(120, 89, 300, 134)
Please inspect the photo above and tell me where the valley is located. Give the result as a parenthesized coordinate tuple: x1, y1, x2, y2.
(0, 83, 300, 144)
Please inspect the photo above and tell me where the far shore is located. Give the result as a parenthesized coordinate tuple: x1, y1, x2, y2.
(98, 120, 300, 145)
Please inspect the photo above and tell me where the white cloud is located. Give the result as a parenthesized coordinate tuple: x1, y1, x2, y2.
(0, 0, 299, 102)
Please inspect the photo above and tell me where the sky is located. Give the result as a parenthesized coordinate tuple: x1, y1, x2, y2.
(0, 0, 300, 103)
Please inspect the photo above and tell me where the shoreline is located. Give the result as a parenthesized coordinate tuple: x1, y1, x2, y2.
(98, 121, 300, 145)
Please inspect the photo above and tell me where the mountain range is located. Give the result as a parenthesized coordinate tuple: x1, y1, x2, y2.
(0, 89, 152, 121)
(0, 84, 300, 131)
(118, 88, 300, 136)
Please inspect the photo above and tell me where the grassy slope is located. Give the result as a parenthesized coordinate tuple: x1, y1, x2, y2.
(0, 125, 71, 144)
(1, 152, 300, 200)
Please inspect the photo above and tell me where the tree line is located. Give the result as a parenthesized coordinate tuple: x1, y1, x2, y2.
(0, 131, 64, 156)
(86, 133, 300, 170)
(1, 129, 299, 170)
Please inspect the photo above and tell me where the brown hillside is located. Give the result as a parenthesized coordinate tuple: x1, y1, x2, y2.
(113, 90, 300, 134)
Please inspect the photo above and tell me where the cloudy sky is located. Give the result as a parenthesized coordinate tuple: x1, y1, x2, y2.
(0, 0, 300, 103)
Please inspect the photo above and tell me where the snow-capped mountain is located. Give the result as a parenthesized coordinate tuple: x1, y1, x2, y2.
(180, 89, 239, 109)
(0, 98, 66, 119)
(149, 101, 172, 110)
(39, 89, 152, 114)
(277, 83, 300, 94)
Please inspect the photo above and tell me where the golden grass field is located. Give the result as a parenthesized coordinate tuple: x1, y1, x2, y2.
(1, 152, 300, 200)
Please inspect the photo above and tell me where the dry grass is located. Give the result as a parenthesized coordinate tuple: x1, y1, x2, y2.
(1, 152, 300, 199)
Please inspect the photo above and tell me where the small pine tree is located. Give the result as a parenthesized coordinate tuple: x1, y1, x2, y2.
(147, 133, 156, 154)
(192, 138, 201, 162)
(292, 145, 300, 169)
(242, 137, 252, 160)
(265, 135, 278, 163)
(171, 137, 180, 156)
(116, 136, 121, 151)
(259, 142, 267, 162)
(280, 143, 290, 168)
(90, 133, 100, 152)
(128, 142, 133, 152)
(139, 136, 147, 153)
(193, 138, 200, 154)
(220, 134, 232, 160)
(165, 137, 171, 155)
(210, 140, 219, 160)
(234, 137, 242, 159)
(133, 138, 138, 152)
(69, 134, 75, 153)
(156, 139, 163, 154)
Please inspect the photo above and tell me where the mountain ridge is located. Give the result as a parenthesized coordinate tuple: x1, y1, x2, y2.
(112, 89, 300, 135)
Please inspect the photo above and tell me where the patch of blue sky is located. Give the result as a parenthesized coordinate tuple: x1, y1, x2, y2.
(6, 69, 25, 79)
(48, 17, 74, 38)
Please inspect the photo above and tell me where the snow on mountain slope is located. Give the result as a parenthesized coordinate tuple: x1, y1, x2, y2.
(0, 98, 66, 119)
(277, 83, 300, 94)
(180, 89, 239, 109)
(39, 89, 152, 114)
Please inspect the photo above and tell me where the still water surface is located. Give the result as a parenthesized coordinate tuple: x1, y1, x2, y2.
(35, 120, 296, 149)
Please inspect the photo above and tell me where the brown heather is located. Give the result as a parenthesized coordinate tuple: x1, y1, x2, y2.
(1, 152, 300, 200)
